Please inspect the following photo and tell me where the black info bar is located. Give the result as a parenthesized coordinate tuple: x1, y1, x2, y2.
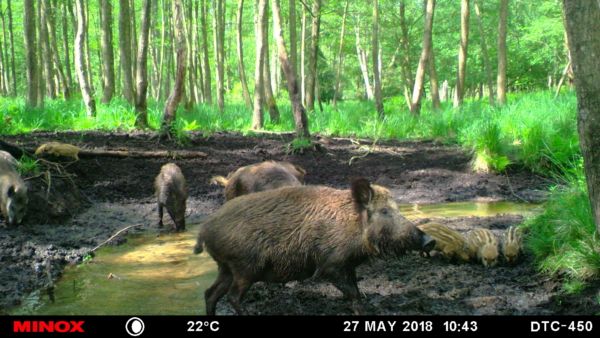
(0, 316, 597, 337)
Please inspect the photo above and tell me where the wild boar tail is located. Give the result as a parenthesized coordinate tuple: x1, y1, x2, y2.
(193, 225, 206, 254)
(210, 176, 229, 187)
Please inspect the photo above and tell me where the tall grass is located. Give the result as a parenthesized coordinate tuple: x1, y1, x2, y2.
(522, 159, 600, 292)
(1, 91, 578, 175)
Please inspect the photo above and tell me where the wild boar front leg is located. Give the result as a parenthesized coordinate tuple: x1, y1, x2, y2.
(330, 268, 366, 315)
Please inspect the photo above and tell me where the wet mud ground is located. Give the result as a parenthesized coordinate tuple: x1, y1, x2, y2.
(1, 131, 598, 315)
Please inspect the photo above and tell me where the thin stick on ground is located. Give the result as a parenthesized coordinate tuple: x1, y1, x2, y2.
(90, 224, 143, 252)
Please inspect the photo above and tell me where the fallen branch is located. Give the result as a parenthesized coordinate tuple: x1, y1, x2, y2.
(90, 224, 144, 253)
(78, 149, 208, 159)
(1, 140, 208, 160)
(348, 137, 381, 166)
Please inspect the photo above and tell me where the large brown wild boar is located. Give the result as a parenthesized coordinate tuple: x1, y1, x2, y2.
(0, 156, 28, 226)
(154, 163, 187, 232)
(210, 161, 305, 201)
(194, 178, 435, 315)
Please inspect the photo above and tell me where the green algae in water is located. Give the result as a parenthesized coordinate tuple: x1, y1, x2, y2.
(16, 223, 217, 315)
(399, 201, 542, 219)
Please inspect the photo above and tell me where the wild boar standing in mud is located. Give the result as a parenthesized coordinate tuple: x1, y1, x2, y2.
(0, 154, 28, 226)
(155, 163, 187, 232)
(210, 161, 306, 201)
(417, 222, 470, 262)
(194, 178, 435, 315)
(501, 226, 522, 264)
(466, 228, 499, 267)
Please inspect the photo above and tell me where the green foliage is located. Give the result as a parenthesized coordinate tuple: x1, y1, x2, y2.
(0, 90, 579, 178)
(82, 254, 94, 264)
(289, 137, 312, 151)
(17, 156, 40, 175)
(522, 158, 600, 290)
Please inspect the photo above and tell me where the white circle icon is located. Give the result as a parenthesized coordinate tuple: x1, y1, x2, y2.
(125, 317, 145, 336)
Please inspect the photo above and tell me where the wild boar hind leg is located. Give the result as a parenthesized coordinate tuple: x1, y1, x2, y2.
(226, 270, 255, 315)
(204, 264, 233, 316)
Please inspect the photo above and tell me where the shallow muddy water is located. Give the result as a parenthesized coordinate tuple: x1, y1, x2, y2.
(12, 201, 539, 315)
(399, 201, 542, 219)
(12, 223, 217, 315)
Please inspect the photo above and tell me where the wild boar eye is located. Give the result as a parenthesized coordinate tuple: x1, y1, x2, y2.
(381, 208, 389, 216)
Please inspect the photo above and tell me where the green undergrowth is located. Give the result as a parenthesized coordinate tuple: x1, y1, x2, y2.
(1, 91, 578, 176)
(522, 158, 600, 293)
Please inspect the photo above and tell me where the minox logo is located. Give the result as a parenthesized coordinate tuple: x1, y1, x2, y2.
(13, 320, 85, 333)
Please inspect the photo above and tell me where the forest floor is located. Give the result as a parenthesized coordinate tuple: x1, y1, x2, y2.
(1, 131, 598, 314)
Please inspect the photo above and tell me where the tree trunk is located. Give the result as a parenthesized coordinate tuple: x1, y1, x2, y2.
(355, 23, 373, 100)
(474, 0, 494, 105)
(263, 5, 280, 123)
(289, 0, 297, 75)
(161, 0, 186, 137)
(271, 0, 309, 138)
(252, 0, 267, 130)
(156, 0, 166, 100)
(563, 0, 600, 232)
(399, 1, 414, 110)
(454, 0, 469, 108)
(236, 0, 252, 108)
(130, 0, 137, 79)
(45, 0, 69, 99)
(119, 0, 135, 103)
(74, 0, 96, 116)
(305, 0, 320, 112)
(36, 1, 45, 105)
(193, 0, 204, 102)
(62, 0, 74, 94)
(184, 0, 195, 107)
(188, 0, 200, 104)
(135, 0, 152, 128)
(213, 0, 225, 112)
(496, 0, 508, 105)
(0, 3, 8, 96)
(429, 49, 440, 110)
(300, 5, 306, 105)
(39, 0, 55, 99)
(561, 10, 574, 88)
(7, 0, 16, 95)
(372, 0, 383, 117)
(0, 5, 6, 95)
(99, 0, 115, 103)
(200, 0, 212, 104)
(83, 0, 95, 96)
(410, 0, 435, 115)
(333, 0, 349, 107)
(23, 0, 38, 107)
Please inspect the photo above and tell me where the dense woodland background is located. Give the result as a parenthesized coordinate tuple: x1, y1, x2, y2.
(0, 1, 568, 118)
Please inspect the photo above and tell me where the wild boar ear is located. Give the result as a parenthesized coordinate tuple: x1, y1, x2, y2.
(7, 185, 15, 198)
(351, 177, 374, 209)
